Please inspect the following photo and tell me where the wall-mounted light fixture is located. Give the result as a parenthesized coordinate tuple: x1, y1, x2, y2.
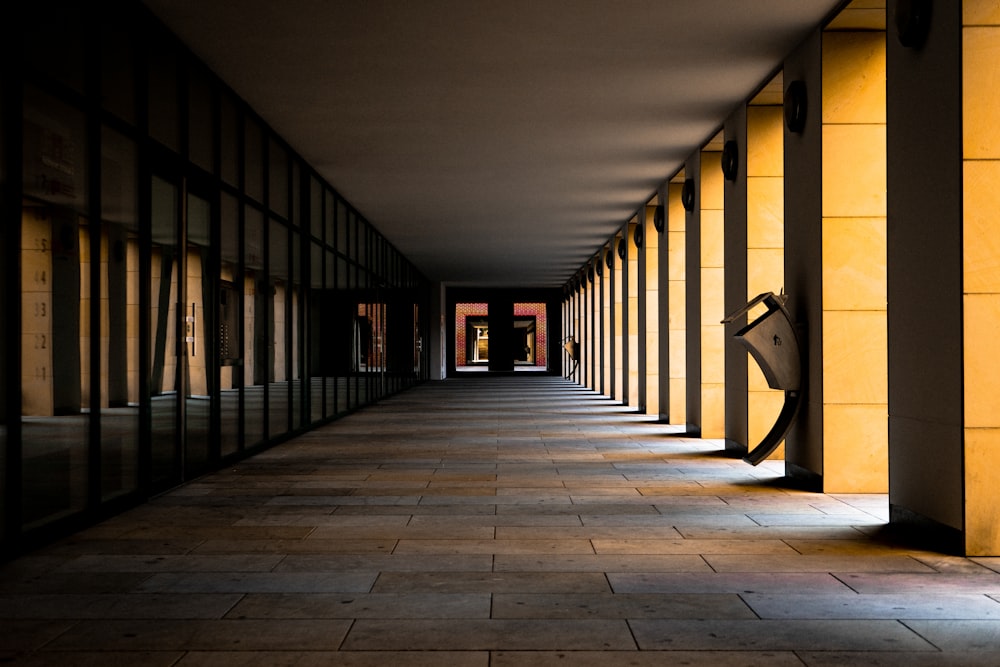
(617, 238, 627, 260)
(587, 263, 595, 282)
(595, 253, 603, 277)
(633, 223, 643, 249)
(895, 0, 932, 49)
(605, 246, 614, 270)
(721, 140, 739, 181)
(653, 204, 665, 233)
(682, 178, 696, 211)
(784, 80, 807, 134)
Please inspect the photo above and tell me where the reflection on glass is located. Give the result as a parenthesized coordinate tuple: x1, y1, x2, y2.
(310, 241, 323, 424)
(220, 193, 240, 457)
(291, 230, 302, 430)
(269, 219, 289, 437)
(244, 206, 265, 446)
(185, 193, 211, 476)
(21, 87, 90, 529)
(101, 127, 139, 501)
(150, 176, 179, 488)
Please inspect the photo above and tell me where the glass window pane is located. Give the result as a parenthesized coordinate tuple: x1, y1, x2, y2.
(244, 117, 263, 202)
(100, 127, 139, 501)
(22, 3, 86, 94)
(101, 13, 136, 124)
(220, 192, 240, 457)
(220, 93, 239, 187)
(269, 219, 289, 438)
(189, 66, 214, 173)
(244, 205, 265, 446)
(150, 176, 179, 489)
(147, 39, 180, 152)
(185, 192, 211, 477)
(291, 230, 302, 430)
(325, 250, 338, 417)
(310, 241, 324, 423)
(269, 138, 288, 218)
(21, 88, 90, 529)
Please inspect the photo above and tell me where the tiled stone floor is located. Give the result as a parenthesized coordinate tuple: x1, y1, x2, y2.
(3, 377, 1000, 665)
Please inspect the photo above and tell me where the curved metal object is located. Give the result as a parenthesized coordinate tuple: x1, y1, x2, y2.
(722, 291, 803, 466)
(563, 337, 580, 379)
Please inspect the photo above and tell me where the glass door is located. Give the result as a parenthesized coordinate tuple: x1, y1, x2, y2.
(149, 172, 216, 489)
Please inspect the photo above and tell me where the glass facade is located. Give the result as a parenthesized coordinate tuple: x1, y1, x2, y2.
(0, 0, 429, 555)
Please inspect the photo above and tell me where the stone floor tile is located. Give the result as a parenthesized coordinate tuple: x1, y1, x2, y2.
(341, 619, 636, 650)
(192, 539, 397, 554)
(608, 572, 855, 595)
(176, 651, 490, 666)
(275, 553, 494, 572)
(592, 538, 796, 555)
(492, 592, 756, 619)
(493, 554, 710, 572)
(0, 593, 243, 619)
(629, 619, 934, 651)
(228, 592, 490, 619)
(5, 651, 185, 667)
(744, 592, 1000, 619)
(48, 619, 353, 651)
(704, 554, 936, 573)
(372, 571, 612, 594)
(795, 651, 1000, 666)
(393, 539, 595, 555)
(57, 554, 284, 573)
(136, 571, 376, 594)
(491, 650, 805, 666)
(835, 572, 1000, 594)
(901, 620, 1000, 650)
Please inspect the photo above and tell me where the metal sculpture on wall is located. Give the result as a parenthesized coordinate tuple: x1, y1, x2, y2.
(722, 291, 803, 465)
(562, 336, 580, 380)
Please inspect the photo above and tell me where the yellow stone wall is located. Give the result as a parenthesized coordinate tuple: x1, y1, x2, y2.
(667, 181, 687, 425)
(746, 105, 786, 456)
(628, 221, 641, 408)
(645, 205, 660, 416)
(614, 234, 625, 402)
(963, 1, 1000, 554)
(701, 152, 725, 438)
(820, 30, 888, 492)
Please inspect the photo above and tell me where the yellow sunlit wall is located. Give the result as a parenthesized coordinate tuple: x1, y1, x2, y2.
(628, 220, 641, 409)
(602, 247, 612, 397)
(667, 180, 687, 425)
(963, 1, 1000, 554)
(614, 234, 625, 403)
(701, 152, 725, 438)
(821, 30, 887, 492)
(746, 104, 786, 456)
(645, 204, 660, 417)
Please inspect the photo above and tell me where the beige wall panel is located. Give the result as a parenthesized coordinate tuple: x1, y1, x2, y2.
(964, 293, 1000, 428)
(701, 384, 726, 438)
(668, 231, 686, 280)
(701, 268, 725, 326)
(822, 216, 887, 311)
(823, 309, 888, 405)
(667, 281, 686, 330)
(749, 389, 786, 446)
(701, 325, 725, 385)
(822, 124, 887, 218)
(747, 106, 784, 176)
(670, 378, 686, 424)
(748, 357, 773, 392)
(965, 427, 1000, 554)
(822, 32, 887, 125)
(701, 152, 724, 208)
(747, 177, 784, 249)
(824, 403, 888, 492)
(669, 329, 686, 374)
(701, 209, 725, 268)
(964, 1, 1000, 25)
(963, 27, 1000, 159)
(747, 248, 784, 297)
(964, 161, 1000, 293)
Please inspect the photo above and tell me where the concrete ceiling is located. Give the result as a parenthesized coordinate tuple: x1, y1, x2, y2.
(143, 0, 846, 288)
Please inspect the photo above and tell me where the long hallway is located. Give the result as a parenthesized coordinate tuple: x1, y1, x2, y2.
(2, 377, 1000, 665)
